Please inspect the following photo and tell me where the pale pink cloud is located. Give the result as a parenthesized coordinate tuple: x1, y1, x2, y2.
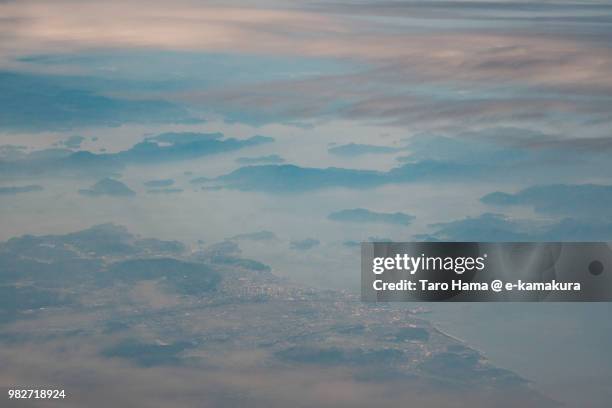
(2, 0, 612, 92)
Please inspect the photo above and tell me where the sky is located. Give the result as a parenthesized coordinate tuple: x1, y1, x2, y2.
(1, 1, 612, 406)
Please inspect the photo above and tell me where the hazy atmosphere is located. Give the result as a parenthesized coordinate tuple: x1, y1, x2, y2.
(1, 1, 612, 407)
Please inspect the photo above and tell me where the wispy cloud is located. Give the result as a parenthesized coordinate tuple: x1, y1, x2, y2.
(422, 213, 612, 242)
(1, 132, 272, 177)
(328, 208, 414, 225)
(205, 131, 611, 192)
(2, 0, 612, 131)
(481, 184, 612, 218)
(328, 143, 405, 157)
(0, 184, 43, 195)
(0, 71, 199, 131)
